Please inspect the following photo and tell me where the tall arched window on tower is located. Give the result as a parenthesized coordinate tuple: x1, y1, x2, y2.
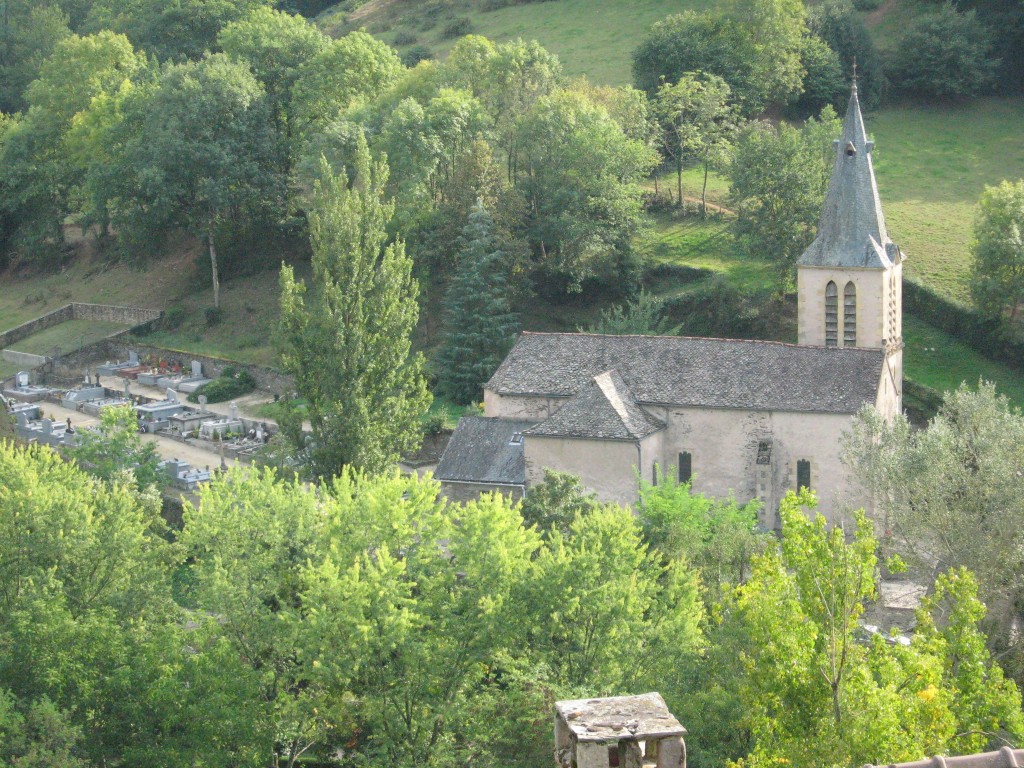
(825, 281, 838, 346)
(844, 281, 857, 347)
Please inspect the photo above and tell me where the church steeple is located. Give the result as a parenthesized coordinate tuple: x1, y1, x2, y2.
(796, 75, 904, 416)
(798, 80, 902, 270)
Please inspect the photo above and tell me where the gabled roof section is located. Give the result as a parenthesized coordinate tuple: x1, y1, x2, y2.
(524, 369, 666, 441)
(798, 81, 902, 270)
(863, 747, 1024, 768)
(487, 332, 886, 415)
(434, 416, 535, 486)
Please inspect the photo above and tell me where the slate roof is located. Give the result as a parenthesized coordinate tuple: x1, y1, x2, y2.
(864, 748, 1024, 768)
(434, 416, 535, 486)
(555, 692, 686, 744)
(798, 81, 903, 270)
(486, 332, 885, 415)
(525, 370, 665, 440)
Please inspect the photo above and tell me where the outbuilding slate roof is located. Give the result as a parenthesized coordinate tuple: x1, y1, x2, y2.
(525, 370, 665, 440)
(434, 416, 536, 486)
(486, 332, 885, 415)
(555, 692, 687, 744)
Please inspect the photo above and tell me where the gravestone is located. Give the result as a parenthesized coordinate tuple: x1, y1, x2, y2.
(191, 360, 202, 377)
(15, 371, 28, 388)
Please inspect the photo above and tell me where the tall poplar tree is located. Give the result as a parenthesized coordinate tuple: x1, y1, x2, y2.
(435, 200, 519, 404)
(277, 134, 431, 479)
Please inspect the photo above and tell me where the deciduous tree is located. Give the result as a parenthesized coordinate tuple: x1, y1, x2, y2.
(728, 106, 839, 287)
(653, 71, 736, 214)
(888, 2, 997, 101)
(514, 87, 657, 292)
(633, 0, 807, 116)
(971, 179, 1024, 330)
(277, 135, 431, 479)
(101, 53, 281, 305)
(845, 383, 1024, 680)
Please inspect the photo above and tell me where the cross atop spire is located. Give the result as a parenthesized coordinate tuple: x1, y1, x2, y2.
(797, 79, 902, 270)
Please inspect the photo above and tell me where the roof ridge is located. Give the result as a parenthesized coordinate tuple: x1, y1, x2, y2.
(593, 370, 632, 425)
(517, 330, 884, 354)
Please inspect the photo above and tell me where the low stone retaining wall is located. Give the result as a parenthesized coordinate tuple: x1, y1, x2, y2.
(0, 305, 75, 349)
(1, 350, 48, 367)
(0, 303, 163, 355)
(71, 302, 162, 328)
(52, 337, 293, 396)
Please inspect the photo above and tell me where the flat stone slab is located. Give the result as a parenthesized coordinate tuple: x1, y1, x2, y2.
(879, 581, 927, 611)
(556, 693, 686, 743)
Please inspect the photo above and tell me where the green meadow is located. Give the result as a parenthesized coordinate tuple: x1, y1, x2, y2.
(331, 0, 710, 85)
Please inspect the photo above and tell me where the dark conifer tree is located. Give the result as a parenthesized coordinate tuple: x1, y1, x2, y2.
(435, 201, 519, 404)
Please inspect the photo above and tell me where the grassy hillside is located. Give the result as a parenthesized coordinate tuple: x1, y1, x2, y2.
(869, 99, 1024, 302)
(653, 98, 1024, 305)
(325, 0, 708, 85)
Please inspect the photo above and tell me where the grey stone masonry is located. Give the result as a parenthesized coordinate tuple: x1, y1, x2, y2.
(0, 303, 162, 352)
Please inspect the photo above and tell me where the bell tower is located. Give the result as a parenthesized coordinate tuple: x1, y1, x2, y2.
(796, 75, 904, 416)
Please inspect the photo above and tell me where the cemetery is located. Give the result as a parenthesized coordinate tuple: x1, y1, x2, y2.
(2, 343, 278, 487)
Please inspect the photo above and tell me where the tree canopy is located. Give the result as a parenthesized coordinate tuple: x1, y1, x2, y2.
(971, 179, 1024, 330)
(277, 135, 431, 478)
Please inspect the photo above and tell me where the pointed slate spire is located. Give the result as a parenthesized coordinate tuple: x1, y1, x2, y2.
(798, 79, 902, 269)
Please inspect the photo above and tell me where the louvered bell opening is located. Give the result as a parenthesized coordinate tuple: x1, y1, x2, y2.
(825, 281, 839, 347)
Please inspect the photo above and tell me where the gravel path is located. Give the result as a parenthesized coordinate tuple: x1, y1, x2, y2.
(42, 400, 240, 469)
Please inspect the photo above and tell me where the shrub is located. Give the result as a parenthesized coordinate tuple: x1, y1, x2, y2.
(422, 406, 449, 436)
(187, 366, 257, 404)
(442, 17, 472, 39)
(393, 29, 418, 45)
(204, 307, 222, 327)
(161, 305, 186, 331)
(402, 44, 433, 67)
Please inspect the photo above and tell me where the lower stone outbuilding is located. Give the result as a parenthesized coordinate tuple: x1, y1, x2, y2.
(554, 692, 686, 768)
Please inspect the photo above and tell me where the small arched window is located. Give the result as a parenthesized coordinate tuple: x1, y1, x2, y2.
(844, 281, 857, 347)
(825, 281, 838, 347)
(678, 452, 692, 484)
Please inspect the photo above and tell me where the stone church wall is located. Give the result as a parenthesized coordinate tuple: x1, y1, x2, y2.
(524, 435, 641, 505)
(645, 405, 867, 527)
(493, 394, 872, 524)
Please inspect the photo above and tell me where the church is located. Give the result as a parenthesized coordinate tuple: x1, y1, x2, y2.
(435, 81, 904, 527)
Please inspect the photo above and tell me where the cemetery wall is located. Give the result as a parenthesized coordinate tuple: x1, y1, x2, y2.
(71, 303, 162, 328)
(53, 338, 293, 395)
(0, 303, 161, 352)
(2, 350, 48, 367)
(0, 305, 74, 349)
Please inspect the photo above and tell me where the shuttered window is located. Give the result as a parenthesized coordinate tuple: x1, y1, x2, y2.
(844, 281, 857, 347)
(678, 452, 692, 484)
(825, 281, 838, 347)
(797, 459, 811, 491)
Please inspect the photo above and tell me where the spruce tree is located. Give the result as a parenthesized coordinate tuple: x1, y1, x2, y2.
(277, 133, 431, 479)
(435, 201, 520, 404)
